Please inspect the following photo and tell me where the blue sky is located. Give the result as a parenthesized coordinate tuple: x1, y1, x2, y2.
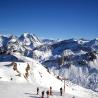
(0, 0, 98, 39)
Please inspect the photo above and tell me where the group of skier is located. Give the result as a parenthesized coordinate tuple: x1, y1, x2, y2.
(36, 86, 63, 98)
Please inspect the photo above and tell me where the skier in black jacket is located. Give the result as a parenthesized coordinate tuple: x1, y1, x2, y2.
(60, 87, 63, 96)
(37, 87, 39, 95)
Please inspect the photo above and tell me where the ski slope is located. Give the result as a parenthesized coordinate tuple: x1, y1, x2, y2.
(0, 81, 80, 98)
(0, 53, 98, 98)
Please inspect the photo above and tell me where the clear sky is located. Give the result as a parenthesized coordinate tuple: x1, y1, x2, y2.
(0, 0, 98, 39)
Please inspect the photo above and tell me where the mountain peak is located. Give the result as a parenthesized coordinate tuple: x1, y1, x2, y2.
(22, 32, 31, 38)
(95, 38, 98, 40)
(19, 33, 42, 47)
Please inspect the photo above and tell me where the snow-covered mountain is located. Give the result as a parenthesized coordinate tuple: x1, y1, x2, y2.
(19, 33, 42, 47)
(0, 33, 42, 57)
(0, 33, 98, 93)
(84, 38, 98, 50)
(42, 39, 60, 45)
(31, 38, 98, 92)
(42, 39, 98, 92)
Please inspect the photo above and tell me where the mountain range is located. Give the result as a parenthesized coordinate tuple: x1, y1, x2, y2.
(0, 33, 98, 92)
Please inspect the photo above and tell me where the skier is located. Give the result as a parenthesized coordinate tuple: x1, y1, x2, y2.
(46, 90, 49, 98)
(60, 87, 63, 96)
(37, 87, 39, 95)
(10, 77, 13, 80)
(49, 86, 53, 95)
(42, 91, 44, 98)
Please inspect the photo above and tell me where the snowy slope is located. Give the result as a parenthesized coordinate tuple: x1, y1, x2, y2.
(0, 53, 98, 98)
(43, 53, 98, 92)
(0, 53, 63, 90)
(0, 81, 98, 98)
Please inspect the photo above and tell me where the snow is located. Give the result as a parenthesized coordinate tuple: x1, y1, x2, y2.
(0, 53, 98, 98)
(33, 49, 52, 61)
(0, 81, 71, 98)
(96, 38, 98, 40)
(0, 33, 98, 97)
(19, 33, 42, 47)
(0, 81, 98, 98)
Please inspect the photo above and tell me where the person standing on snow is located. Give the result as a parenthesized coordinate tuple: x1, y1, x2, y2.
(60, 87, 63, 96)
(37, 87, 39, 95)
(46, 90, 49, 98)
(49, 86, 53, 95)
(41, 91, 44, 98)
